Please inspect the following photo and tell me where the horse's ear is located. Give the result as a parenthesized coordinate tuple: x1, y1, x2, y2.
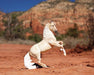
(50, 21, 56, 25)
(45, 23, 50, 26)
(50, 20, 53, 23)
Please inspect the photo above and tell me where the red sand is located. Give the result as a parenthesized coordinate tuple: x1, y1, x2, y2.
(0, 44, 94, 75)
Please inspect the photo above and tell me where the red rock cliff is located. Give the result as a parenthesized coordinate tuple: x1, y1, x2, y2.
(0, 11, 6, 30)
(18, 0, 94, 34)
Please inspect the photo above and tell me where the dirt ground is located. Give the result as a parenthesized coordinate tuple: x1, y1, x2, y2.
(0, 44, 94, 75)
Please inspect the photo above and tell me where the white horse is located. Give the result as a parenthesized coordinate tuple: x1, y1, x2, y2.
(24, 22, 66, 69)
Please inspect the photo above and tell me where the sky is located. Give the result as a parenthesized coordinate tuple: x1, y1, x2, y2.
(0, 0, 75, 13)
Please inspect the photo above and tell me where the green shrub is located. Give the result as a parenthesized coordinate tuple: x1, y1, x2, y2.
(63, 37, 89, 48)
(86, 14, 94, 49)
(56, 34, 66, 40)
(12, 24, 26, 39)
(2, 13, 28, 40)
(66, 23, 79, 38)
(28, 34, 42, 43)
(56, 35, 62, 40)
(0, 31, 5, 37)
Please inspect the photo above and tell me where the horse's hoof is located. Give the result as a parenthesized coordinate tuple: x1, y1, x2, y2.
(41, 64, 49, 68)
(41, 64, 48, 68)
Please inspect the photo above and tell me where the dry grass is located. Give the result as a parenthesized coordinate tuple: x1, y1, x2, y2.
(62, 37, 89, 48)
(0, 37, 36, 45)
(0, 37, 89, 49)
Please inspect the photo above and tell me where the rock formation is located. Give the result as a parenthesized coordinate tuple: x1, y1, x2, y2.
(18, 0, 94, 34)
(0, 11, 6, 30)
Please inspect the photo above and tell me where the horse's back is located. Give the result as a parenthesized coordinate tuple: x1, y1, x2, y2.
(30, 40, 51, 53)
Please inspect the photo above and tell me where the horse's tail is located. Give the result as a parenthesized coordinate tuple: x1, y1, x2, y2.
(24, 52, 36, 69)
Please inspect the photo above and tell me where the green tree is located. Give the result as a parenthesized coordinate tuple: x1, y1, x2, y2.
(3, 13, 25, 40)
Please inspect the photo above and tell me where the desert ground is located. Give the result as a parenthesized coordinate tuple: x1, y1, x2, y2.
(0, 44, 94, 75)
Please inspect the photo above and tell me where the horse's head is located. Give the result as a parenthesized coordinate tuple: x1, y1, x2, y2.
(48, 22, 58, 33)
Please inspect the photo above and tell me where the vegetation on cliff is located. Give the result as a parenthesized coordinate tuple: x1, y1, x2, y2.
(0, 0, 94, 49)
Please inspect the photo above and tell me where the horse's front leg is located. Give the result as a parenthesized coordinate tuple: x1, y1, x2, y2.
(57, 41, 66, 56)
(57, 41, 64, 47)
(49, 40, 63, 48)
(55, 41, 66, 56)
(49, 40, 66, 56)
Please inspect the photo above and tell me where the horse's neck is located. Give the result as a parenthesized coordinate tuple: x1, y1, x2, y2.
(43, 26, 56, 40)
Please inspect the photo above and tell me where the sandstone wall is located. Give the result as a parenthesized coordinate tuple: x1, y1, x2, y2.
(18, 0, 94, 34)
(0, 11, 6, 30)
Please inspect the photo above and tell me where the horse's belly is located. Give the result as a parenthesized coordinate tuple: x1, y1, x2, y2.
(42, 44, 51, 51)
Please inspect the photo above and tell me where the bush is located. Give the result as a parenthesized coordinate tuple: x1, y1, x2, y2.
(11, 24, 26, 39)
(56, 34, 66, 40)
(0, 30, 5, 37)
(63, 37, 89, 48)
(86, 14, 94, 49)
(28, 34, 42, 43)
(66, 23, 79, 38)
(2, 13, 28, 40)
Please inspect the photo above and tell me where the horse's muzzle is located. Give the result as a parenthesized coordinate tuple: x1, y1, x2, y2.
(54, 31, 58, 34)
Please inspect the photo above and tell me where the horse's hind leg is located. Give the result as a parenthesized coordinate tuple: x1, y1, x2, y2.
(36, 53, 48, 68)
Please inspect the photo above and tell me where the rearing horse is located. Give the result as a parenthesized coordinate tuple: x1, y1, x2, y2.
(24, 22, 66, 69)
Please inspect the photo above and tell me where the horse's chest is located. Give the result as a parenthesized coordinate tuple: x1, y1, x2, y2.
(38, 41, 51, 52)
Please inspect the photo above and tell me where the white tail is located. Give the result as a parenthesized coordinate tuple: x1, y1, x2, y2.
(24, 52, 36, 69)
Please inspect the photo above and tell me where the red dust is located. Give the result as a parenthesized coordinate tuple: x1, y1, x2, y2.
(0, 44, 94, 75)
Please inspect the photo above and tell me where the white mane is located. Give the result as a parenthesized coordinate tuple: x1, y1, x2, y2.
(43, 24, 56, 40)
